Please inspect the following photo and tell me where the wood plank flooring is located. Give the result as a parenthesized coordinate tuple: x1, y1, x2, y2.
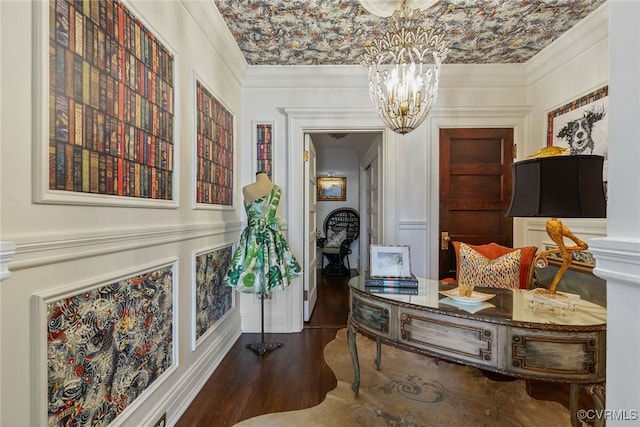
(176, 271, 593, 427)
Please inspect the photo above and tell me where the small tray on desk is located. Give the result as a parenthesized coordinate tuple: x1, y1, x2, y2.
(439, 288, 496, 304)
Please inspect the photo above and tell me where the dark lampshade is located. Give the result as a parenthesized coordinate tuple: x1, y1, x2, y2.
(507, 155, 606, 218)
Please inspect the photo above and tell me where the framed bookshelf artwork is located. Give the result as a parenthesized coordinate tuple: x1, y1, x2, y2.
(35, 0, 177, 207)
(32, 260, 177, 426)
(195, 78, 234, 207)
(192, 243, 235, 350)
(254, 121, 273, 178)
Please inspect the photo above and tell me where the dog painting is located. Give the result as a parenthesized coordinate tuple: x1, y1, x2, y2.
(556, 106, 606, 155)
(548, 87, 608, 180)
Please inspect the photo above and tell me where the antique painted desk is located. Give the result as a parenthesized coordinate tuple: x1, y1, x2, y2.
(348, 276, 607, 427)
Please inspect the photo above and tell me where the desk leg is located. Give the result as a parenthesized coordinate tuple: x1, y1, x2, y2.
(347, 323, 360, 396)
(570, 383, 580, 427)
(570, 383, 606, 427)
(375, 338, 381, 370)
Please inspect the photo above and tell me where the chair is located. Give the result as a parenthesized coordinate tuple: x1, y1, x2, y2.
(317, 208, 360, 276)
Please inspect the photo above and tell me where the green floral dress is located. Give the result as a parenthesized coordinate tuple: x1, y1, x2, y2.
(223, 186, 301, 294)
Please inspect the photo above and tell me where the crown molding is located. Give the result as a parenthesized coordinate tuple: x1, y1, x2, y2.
(243, 63, 526, 89)
(243, 65, 367, 89)
(525, 2, 609, 85)
(180, 0, 248, 85)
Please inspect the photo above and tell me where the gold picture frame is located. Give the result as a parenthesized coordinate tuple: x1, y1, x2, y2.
(317, 177, 346, 201)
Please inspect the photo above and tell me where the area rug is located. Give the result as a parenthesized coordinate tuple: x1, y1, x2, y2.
(234, 328, 577, 427)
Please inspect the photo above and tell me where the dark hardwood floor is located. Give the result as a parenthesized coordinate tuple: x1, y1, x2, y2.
(176, 271, 593, 427)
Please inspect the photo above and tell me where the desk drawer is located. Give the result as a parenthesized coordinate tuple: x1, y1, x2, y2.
(507, 327, 605, 381)
(398, 308, 499, 368)
(351, 292, 393, 339)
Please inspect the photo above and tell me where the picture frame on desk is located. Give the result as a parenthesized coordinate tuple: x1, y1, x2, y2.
(34, 0, 178, 208)
(369, 245, 412, 278)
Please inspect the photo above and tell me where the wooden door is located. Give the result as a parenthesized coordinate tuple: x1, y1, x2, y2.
(439, 128, 514, 280)
(303, 134, 318, 321)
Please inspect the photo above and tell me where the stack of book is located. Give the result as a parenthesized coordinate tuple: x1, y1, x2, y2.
(364, 272, 419, 295)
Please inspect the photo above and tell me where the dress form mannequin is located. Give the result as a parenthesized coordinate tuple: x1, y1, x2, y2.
(223, 170, 301, 360)
(243, 172, 274, 204)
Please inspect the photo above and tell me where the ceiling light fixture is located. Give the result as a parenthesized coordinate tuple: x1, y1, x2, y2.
(328, 132, 348, 140)
(360, 0, 449, 135)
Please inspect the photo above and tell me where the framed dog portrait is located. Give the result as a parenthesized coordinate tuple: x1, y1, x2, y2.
(370, 245, 412, 278)
(547, 86, 609, 182)
(317, 177, 346, 201)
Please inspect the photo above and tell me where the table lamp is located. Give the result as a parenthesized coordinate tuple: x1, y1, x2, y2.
(507, 155, 606, 295)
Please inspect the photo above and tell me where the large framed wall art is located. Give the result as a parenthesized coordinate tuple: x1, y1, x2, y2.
(32, 260, 177, 426)
(253, 121, 273, 178)
(547, 85, 609, 182)
(192, 244, 235, 349)
(35, 0, 177, 207)
(194, 77, 234, 208)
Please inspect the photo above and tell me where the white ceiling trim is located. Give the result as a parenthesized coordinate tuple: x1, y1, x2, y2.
(243, 63, 526, 89)
(181, 0, 248, 85)
(525, 2, 609, 85)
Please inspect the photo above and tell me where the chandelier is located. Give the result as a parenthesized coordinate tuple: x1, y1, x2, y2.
(361, 0, 450, 135)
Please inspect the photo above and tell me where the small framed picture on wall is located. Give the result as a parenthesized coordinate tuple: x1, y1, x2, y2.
(317, 177, 346, 201)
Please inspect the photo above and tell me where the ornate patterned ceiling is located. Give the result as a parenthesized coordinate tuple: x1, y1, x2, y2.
(213, 0, 606, 66)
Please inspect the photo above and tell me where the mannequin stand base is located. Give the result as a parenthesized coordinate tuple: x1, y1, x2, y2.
(245, 341, 283, 361)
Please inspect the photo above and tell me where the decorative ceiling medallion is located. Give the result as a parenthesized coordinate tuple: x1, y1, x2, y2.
(359, 0, 438, 17)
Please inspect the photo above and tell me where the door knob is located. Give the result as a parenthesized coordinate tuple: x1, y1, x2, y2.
(441, 232, 450, 250)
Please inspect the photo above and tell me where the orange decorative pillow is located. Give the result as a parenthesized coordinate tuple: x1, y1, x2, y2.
(458, 242, 521, 289)
(452, 241, 537, 289)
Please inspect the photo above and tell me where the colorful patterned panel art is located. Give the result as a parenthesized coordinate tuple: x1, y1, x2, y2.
(50, 0, 175, 199)
(46, 265, 174, 426)
(195, 245, 234, 340)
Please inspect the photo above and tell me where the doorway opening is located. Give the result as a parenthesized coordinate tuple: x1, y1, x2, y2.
(304, 131, 382, 321)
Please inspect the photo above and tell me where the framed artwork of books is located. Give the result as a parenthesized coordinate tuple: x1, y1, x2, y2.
(194, 76, 235, 208)
(192, 243, 235, 350)
(317, 177, 346, 201)
(253, 121, 273, 178)
(32, 260, 177, 426)
(34, 0, 178, 207)
(370, 245, 412, 278)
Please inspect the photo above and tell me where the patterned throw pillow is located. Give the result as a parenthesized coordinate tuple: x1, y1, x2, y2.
(458, 242, 521, 289)
(325, 228, 347, 248)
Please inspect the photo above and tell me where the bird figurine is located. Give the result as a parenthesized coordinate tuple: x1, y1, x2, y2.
(527, 146, 569, 158)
